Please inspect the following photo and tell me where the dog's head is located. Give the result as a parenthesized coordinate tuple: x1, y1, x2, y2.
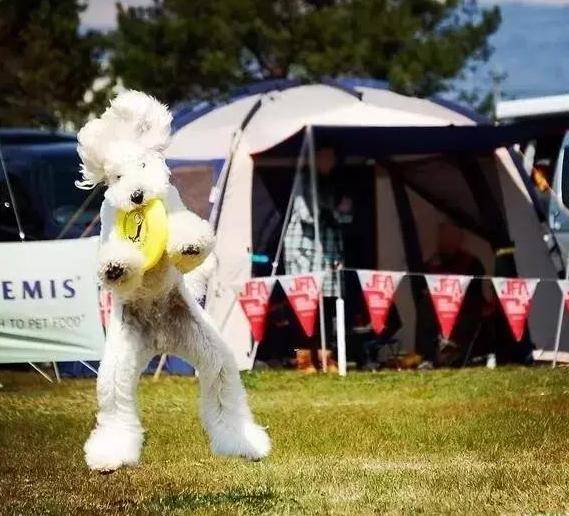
(76, 90, 172, 211)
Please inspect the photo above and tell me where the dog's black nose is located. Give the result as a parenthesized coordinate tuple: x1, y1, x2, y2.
(130, 190, 144, 205)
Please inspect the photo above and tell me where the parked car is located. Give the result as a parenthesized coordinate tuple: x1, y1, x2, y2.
(0, 129, 103, 241)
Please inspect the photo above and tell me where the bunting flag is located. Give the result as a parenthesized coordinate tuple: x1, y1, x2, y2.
(279, 273, 323, 337)
(558, 280, 569, 314)
(491, 278, 539, 341)
(425, 274, 472, 339)
(235, 277, 277, 342)
(356, 270, 404, 334)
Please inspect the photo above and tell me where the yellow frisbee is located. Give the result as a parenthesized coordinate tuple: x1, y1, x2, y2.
(115, 198, 168, 271)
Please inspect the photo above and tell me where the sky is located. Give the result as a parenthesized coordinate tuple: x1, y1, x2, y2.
(81, 0, 150, 31)
(81, 0, 569, 100)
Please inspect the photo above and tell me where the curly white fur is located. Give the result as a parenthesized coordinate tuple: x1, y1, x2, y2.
(80, 90, 270, 472)
(77, 91, 172, 189)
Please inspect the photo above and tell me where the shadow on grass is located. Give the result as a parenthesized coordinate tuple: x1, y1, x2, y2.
(140, 487, 280, 513)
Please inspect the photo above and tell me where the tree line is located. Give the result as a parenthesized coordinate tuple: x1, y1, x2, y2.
(0, 0, 501, 129)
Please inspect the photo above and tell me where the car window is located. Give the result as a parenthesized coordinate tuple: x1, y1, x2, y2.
(40, 154, 104, 226)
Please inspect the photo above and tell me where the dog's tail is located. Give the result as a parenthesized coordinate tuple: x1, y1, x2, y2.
(183, 252, 217, 301)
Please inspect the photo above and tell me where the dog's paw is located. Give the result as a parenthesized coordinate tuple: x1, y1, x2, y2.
(167, 211, 214, 274)
(104, 263, 126, 282)
(84, 425, 143, 472)
(239, 422, 271, 461)
(97, 240, 143, 296)
(181, 244, 201, 256)
(170, 243, 209, 274)
(210, 421, 271, 461)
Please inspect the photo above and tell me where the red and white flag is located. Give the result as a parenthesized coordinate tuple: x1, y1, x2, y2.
(356, 270, 404, 334)
(279, 274, 323, 337)
(235, 277, 277, 342)
(558, 280, 569, 314)
(491, 277, 538, 341)
(425, 274, 472, 340)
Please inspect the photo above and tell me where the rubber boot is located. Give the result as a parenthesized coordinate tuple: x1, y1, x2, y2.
(295, 349, 317, 374)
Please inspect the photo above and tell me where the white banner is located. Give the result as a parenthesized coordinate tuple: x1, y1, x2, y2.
(0, 237, 105, 363)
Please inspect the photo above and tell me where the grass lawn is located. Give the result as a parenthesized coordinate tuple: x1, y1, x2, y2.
(0, 367, 568, 514)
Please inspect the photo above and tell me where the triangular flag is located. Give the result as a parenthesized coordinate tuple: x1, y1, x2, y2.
(279, 273, 323, 337)
(425, 274, 472, 340)
(234, 277, 277, 342)
(356, 270, 404, 334)
(491, 277, 539, 341)
(558, 280, 569, 314)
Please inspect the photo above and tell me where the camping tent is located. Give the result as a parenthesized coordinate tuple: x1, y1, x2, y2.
(166, 80, 568, 369)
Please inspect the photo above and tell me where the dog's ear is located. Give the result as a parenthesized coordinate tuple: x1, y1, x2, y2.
(76, 118, 108, 189)
(105, 90, 173, 152)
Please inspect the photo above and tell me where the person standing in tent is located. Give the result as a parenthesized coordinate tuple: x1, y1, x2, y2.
(284, 147, 351, 373)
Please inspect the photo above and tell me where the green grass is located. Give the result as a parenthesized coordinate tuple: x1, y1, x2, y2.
(0, 367, 568, 514)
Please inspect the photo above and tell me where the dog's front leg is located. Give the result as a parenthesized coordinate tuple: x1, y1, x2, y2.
(84, 303, 153, 472)
(176, 287, 271, 460)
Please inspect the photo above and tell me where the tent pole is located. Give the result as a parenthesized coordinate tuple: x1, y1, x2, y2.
(52, 362, 61, 383)
(552, 255, 569, 368)
(209, 129, 243, 229)
(0, 142, 25, 240)
(270, 131, 308, 276)
(336, 266, 347, 376)
(306, 126, 327, 372)
(153, 354, 168, 381)
(209, 96, 265, 231)
(28, 362, 53, 383)
(307, 127, 323, 268)
(56, 184, 102, 239)
(79, 360, 98, 375)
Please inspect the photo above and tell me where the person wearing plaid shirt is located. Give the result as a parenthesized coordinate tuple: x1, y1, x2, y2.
(283, 148, 349, 372)
(283, 184, 343, 297)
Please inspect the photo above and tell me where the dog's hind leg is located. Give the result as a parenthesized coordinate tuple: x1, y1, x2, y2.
(84, 302, 153, 471)
(176, 288, 271, 460)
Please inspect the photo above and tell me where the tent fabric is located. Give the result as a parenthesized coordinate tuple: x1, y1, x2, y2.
(166, 84, 456, 162)
(206, 144, 255, 366)
(165, 81, 566, 369)
(169, 78, 484, 135)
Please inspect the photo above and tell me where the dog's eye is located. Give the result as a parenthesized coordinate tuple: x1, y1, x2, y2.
(115, 175, 122, 181)
(141, 162, 146, 169)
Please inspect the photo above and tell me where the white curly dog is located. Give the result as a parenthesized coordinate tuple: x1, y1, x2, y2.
(77, 91, 270, 472)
